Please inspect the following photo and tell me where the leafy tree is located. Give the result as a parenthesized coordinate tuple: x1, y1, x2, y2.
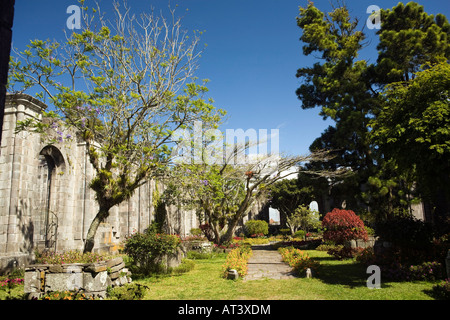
(269, 176, 313, 232)
(9, 1, 224, 252)
(164, 137, 335, 244)
(295, 1, 450, 223)
(375, 2, 450, 84)
(296, 1, 379, 213)
(370, 62, 450, 227)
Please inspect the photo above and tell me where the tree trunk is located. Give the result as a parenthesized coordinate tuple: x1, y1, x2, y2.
(221, 214, 242, 244)
(83, 208, 109, 253)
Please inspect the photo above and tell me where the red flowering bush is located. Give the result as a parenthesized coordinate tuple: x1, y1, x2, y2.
(322, 208, 368, 245)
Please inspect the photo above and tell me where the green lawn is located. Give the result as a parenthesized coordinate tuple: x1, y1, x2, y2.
(0, 250, 441, 300)
(136, 250, 439, 300)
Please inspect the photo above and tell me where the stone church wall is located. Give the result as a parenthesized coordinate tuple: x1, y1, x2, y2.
(0, 94, 204, 273)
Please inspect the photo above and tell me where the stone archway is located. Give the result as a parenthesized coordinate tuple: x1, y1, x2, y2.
(37, 146, 66, 250)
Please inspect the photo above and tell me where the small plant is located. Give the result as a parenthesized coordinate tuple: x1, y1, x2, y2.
(40, 290, 96, 300)
(222, 247, 253, 279)
(171, 259, 196, 275)
(106, 283, 149, 300)
(278, 246, 320, 277)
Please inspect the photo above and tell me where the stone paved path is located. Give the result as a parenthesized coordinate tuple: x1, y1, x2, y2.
(244, 244, 297, 281)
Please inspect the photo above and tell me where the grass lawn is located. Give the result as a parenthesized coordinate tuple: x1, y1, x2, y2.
(136, 250, 439, 300)
(0, 249, 441, 300)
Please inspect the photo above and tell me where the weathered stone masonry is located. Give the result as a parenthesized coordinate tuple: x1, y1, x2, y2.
(0, 93, 214, 273)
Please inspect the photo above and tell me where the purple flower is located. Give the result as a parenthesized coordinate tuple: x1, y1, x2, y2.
(201, 179, 209, 186)
(66, 134, 72, 139)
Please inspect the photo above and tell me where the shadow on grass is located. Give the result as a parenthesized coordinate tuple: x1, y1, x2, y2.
(315, 259, 392, 289)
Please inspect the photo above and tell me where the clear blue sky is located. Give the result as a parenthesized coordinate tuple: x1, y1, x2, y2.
(10, 0, 450, 157)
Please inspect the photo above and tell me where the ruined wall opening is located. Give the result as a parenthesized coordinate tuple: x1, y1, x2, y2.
(37, 146, 66, 251)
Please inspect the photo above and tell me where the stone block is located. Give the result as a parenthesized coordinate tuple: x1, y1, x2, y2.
(84, 262, 107, 273)
(48, 265, 64, 273)
(227, 269, 239, 280)
(109, 261, 125, 273)
(24, 270, 41, 293)
(45, 272, 83, 292)
(83, 271, 110, 293)
(106, 257, 123, 269)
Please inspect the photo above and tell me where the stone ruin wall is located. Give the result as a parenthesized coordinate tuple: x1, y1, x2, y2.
(0, 93, 265, 273)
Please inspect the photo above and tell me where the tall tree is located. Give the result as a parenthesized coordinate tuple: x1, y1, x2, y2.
(370, 62, 450, 227)
(9, 1, 224, 252)
(295, 1, 379, 212)
(164, 137, 335, 244)
(375, 1, 450, 84)
(296, 1, 450, 223)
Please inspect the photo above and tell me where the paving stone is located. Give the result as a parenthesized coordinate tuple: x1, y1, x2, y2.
(244, 245, 297, 281)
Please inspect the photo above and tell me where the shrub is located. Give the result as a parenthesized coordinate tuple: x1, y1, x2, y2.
(430, 279, 450, 300)
(190, 228, 203, 236)
(374, 216, 434, 250)
(294, 230, 306, 239)
(408, 261, 444, 281)
(354, 247, 376, 265)
(106, 283, 149, 300)
(244, 220, 269, 237)
(40, 290, 96, 300)
(171, 259, 196, 275)
(278, 246, 320, 277)
(222, 247, 253, 278)
(322, 208, 368, 245)
(122, 223, 181, 274)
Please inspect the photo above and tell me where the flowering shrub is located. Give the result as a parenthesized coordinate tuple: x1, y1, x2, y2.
(430, 279, 450, 300)
(0, 278, 24, 289)
(222, 247, 253, 278)
(359, 248, 445, 281)
(39, 290, 96, 300)
(322, 208, 368, 245)
(214, 242, 241, 250)
(122, 223, 181, 274)
(408, 261, 444, 281)
(34, 250, 108, 264)
(278, 247, 320, 276)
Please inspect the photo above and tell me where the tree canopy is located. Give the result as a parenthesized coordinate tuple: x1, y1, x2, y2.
(9, 1, 225, 252)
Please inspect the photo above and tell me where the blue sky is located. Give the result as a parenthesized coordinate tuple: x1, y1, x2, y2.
(11, 0, 450, 157)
